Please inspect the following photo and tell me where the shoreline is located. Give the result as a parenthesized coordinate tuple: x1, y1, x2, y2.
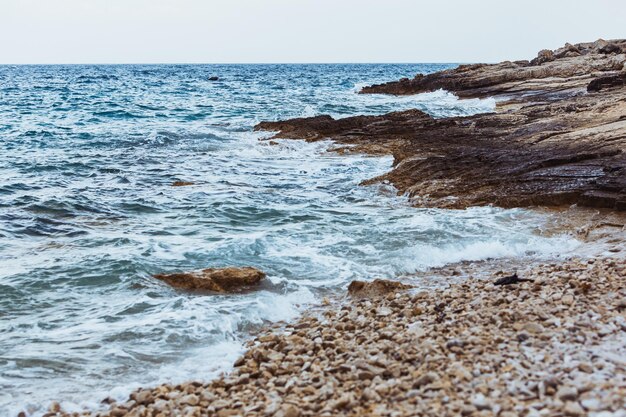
(49, 191, 626, 417)
(54, 251, 625, 417)
(48, 40, 626, 417)
(256, 40, 626, 211)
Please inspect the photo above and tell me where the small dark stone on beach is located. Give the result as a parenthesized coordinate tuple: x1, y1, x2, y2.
(494, 273, 533, 286)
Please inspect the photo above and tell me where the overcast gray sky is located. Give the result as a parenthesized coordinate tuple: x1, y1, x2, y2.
(1, 0, 624, 64)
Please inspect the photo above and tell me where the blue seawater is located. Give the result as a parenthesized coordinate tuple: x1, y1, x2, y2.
(0, 64, 578, 415)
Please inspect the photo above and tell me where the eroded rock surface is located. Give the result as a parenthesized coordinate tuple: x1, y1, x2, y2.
(359, 39, 626, 99)
(154, 267, 266, 292)
(256, 39, 626, 210)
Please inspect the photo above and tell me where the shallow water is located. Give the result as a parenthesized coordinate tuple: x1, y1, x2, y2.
(0, 64, 579, 415)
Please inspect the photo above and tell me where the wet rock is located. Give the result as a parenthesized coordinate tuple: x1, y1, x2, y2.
(347, 279, 413, 298)
(494, 273, 532, 286)
(154, 267, 266, 292)
(48, 402, 61, 413)
(172, 181, 195, 186)
(110, 408, 127, 417)
(132, 390, 153, 405)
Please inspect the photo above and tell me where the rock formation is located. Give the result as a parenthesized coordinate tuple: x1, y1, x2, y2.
(256, 39, 626, 211)
(359, 39, 626, 99)
(154, 267, 266, 292)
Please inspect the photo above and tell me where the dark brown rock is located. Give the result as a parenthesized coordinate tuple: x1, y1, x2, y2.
(172, 181, 194, 186)
(599, 43, 623, 55)
(347, 279, 413, 298)
(587, 74, 626, 92)
(154, 267, 266, 292)
(494, 274, 533, 286)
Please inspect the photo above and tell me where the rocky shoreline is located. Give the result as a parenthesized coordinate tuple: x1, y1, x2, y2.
(256, 39, 626, 211)
(51, 256, 625, 417)
(45, 40, 626, 417)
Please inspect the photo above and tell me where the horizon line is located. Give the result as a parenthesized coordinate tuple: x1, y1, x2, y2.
(0, 61, 478, 67)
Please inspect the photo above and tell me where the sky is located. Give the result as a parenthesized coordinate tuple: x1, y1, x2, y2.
(1, 0, 624, 64)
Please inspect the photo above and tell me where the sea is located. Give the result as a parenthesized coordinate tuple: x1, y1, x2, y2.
(0, 64, 580, 415)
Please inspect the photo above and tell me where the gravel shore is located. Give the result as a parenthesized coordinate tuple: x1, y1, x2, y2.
(51, 256, 625, 417)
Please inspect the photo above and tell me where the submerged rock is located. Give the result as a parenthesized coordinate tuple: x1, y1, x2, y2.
(171, 180, 194, 186)
(347, 278, 413, 298)
(154, 267, 266, 292)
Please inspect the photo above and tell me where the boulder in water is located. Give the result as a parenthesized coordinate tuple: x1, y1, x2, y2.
(172, 181, 194, 186)
(154, 267, 266, 292)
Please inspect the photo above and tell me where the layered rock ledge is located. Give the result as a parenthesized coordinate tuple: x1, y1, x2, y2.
(359, 39, 626, 99)
(256, 39, 626, 210)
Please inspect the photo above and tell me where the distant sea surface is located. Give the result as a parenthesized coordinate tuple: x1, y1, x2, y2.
(0, 64, 579, 415)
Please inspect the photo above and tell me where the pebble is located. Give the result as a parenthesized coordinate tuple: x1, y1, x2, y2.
(179, 394, 199, 406)
(557, 386, 579, 402)
(376, 307, 392, 316)
(563, 401, 585, 416)
(275, 404, 300, 417)
(523, 322, 544, 334)
(471, 393, 491, 411)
